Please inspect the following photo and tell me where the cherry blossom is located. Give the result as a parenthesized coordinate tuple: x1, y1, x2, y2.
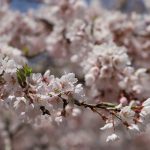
(0, 0, 150, 149)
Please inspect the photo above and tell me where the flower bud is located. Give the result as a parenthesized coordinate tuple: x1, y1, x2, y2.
(85, 73, 95, 86)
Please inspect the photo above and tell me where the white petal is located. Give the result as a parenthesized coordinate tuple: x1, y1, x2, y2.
(100, 123, 113, 130)
(143, 98, 150, 107)
(128, 124, 140, 132)
(106, 133, 120, 142)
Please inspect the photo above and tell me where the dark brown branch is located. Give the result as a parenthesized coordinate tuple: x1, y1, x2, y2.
(61, 99, 68, 116)
(74, 100, 119, 111)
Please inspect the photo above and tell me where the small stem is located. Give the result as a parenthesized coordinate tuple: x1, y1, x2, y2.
(92, 108, 108, 121)
(40, 106, 51, 115)
(112, 115, 115, 132)
(110, 111, 129, 128)
(61, 99, 68, 116)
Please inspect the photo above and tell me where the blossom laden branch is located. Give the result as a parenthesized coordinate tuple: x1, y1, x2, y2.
(1, 41, 150, 144)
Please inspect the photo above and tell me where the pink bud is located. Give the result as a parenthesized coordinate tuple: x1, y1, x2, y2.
(85, 73, 95, 86)
(90, 66, 99, 76)
(120, 97, 128, 105)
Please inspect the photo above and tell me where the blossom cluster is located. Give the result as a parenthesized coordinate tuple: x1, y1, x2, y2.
(100, 98, 150, 142)
(0, 53, 84, 125)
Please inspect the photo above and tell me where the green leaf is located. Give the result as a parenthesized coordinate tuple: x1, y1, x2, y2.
(17, 64, 32, 88)
(23, 64, 32, 76)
